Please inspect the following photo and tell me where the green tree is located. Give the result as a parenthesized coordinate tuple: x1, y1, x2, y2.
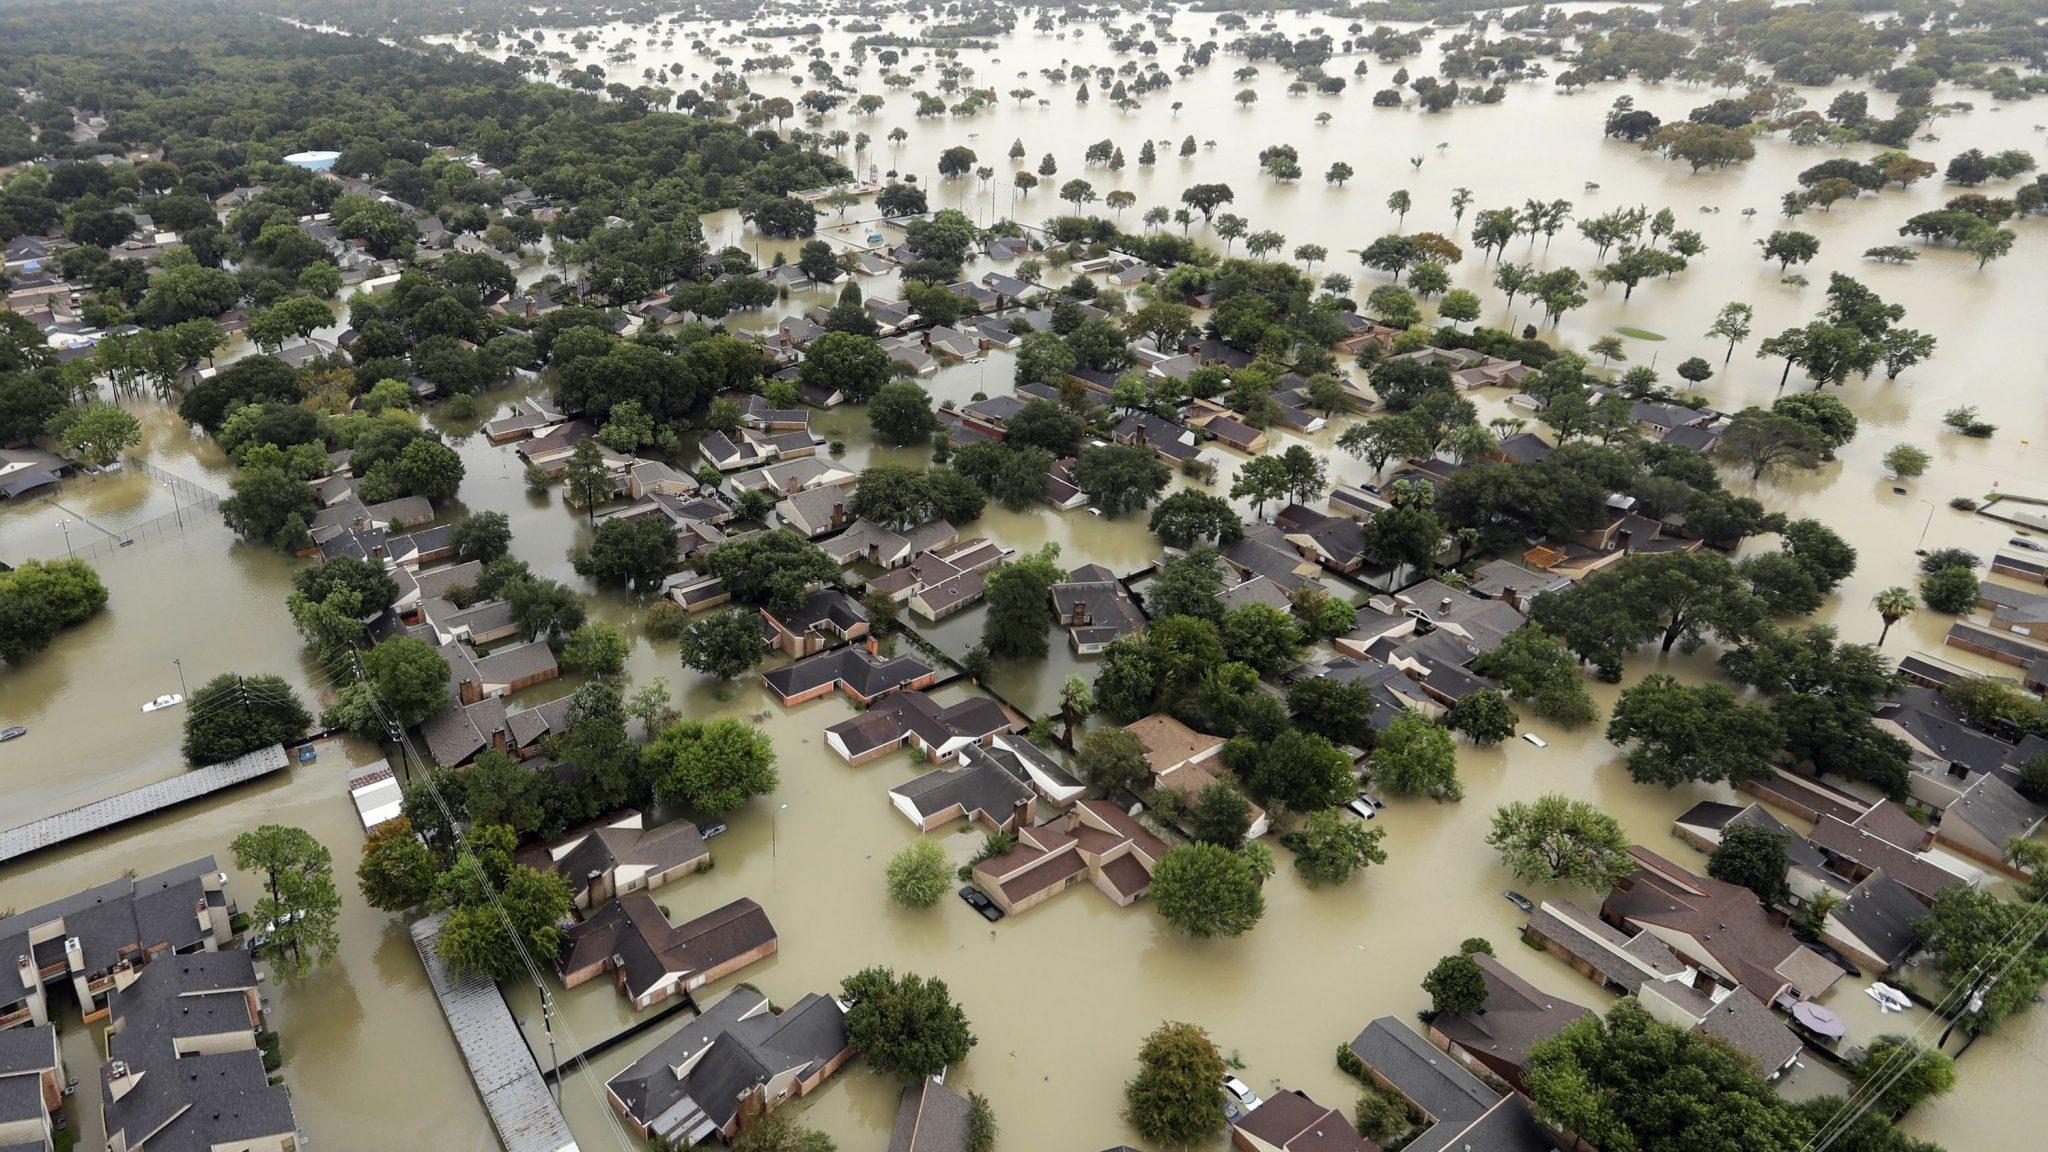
(1883, 444, 1931, 480)
(647, 717, 779, 813)
(1469, 625, 1600, 726)
(1873, 586, 1917, 647)
(700, 529, 840, 612)
(1915, 886, 2048, 1030)
(1607, 675, 1784, 787)
(1445, 689, 1517, 745)
(0, 558, 109, 663)
(560, 438, 611, 524)
(731, 1112, 837, 1152)
(982, 544, 1066, 660)
(1285, 677, 1378, 750)
(1124, 1021, 1227, 1149)
(1148, 490, 1244, 549)
(1285, 809, 1388, 887)
(1071, 444, 1170, 517)
(436, 862, 573, 984)
(231, 823, 340, 979)
(1218, 602, 1304, 678)
(840, 966, 977, 1081)
(885, 839, 951, 908)
(561, 620, 628, 678)
(1151, 843, 1265, 938)
(1078, 727, 1152, 795)
(801, 331, 893, 403)
(870, 379, 937, 445)
(449, 510, 513, 565)
(363, 636, 450, 728)
(1850, 1033, 1958, 1113)
(679, 607, 768, 681)
(1234, 728, 1356, 813)
(183, 672, 311, 765)
(1187, 779, 1255, 849)
(1707, 823, 1793, 907)
(1920, 566, 1980, 614)
(59, 401, 142, 466)
(1423, 952, 1488, 1017)
(1485, 794, 1635, 889)
(1368, 712, 1460, 800)
(574, 516, 679, 590)
(1527, 1000, 1807, 1152)
(355, 818, 439, 912)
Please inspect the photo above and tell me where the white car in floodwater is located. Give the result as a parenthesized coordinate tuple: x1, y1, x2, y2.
(141, 694, 184, 713)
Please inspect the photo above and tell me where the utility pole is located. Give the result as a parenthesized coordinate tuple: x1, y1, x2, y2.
(542, 992, 562, 1103)
(173, 657, 188, 698)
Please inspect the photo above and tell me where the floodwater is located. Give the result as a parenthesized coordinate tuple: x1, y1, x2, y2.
(5, 7, 2046, 1151)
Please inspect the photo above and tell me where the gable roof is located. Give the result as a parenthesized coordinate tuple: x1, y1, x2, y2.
(1236, 1089, 1373, 1152)
(887, 1077, 975, 1152)
(1430, 954, 1591, 1079)
(608, 987, 847, 1136)
(1347, 1017, 1499, 1126)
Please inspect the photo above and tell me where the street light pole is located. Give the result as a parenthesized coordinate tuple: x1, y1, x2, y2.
(174, 658, 188, 698)
(1916, 499, 1935, 553)
(56, 519, 72, 559)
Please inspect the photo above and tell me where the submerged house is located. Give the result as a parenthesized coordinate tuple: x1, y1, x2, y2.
(605, 987, 851, 1146)
(969, 801, 1168, 916)
(558, 895, 777, 1011)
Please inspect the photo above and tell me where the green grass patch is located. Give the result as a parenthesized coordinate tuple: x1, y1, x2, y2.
(1614, 326, 1666, 341)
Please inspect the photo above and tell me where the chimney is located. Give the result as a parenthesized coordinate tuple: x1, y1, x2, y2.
(1502, 585, 1521, 612)
(833, 502, 847, 530)
(866, 637, 880, 657)
(491, 726, 508, 752)
(587, 868, 613, 905)
(1439, 597, 1453, 614)
(63, 937, 82, 973)
(458, 677, 481, 707)
(1071, 602, 1086, 627)
(1616, 528, 1633, 553)
(1134, 421, 1148, 446)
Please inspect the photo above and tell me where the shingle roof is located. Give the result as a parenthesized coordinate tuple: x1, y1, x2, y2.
(887, 1077, 975, 1152)
(609, 988, 846, 1135)
(1347, 1017, 1498, 1125)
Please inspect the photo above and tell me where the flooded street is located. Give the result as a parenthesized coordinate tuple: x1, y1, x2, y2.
(5, 7, 2047, 1151)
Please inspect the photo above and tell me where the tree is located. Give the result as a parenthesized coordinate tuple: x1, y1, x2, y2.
(1071, 444, 1169, 517)
(870, 380, 937, 445)
(557, 620, 624, 678)
(1486, 794, 1635, 890)
(1151, 843, 1265, 938)
(1124, 1021, 1227, 1149)
(1286, 809, 1388, 887)
(700, 529, 840, 612)
(0, 558, 109, 663)
(1423, 953, 1488, 1017)
(801, 331, 893, 403)
(1283, 677, 1377, 751)
(1235, 729, 1355, 813)
(1962, 226, 2017, 269)
(1707, 823, 1793, 907)
(1438, 288, 1482, 328)
(679, 608, 767, 681)
(1722, 408, 1819, 480)
(1219, 603, 1304, 678)
(220, 461, 320, 551)
(840, 966, 977, 1081)
(574, 516, 679, 591)
(936, 145, 977, 178)
(1773, 394, 1860, 459)
(1873, 586, 1917, 647)
(1181, 184, 1235, 221)
(363, 637, 450, 728)
(1230, 455, 1292, 518)
(449, 511, 513, 565)
(59, 401, 142, 466)
(1469, 626, 1600, 725)
(1368, 712, 1460, 800)
(646, 717, 779, 813)
(1078, 727, 1151, 796)
(1883, 444, 1931, 481)
(885, 839, 950, 908)
(983, 545, 1066, 659)
(1607, 675, 1783, 787)
(1527, 1001, 1808, 1152)
(1849, 1035, 1957, 1114)
(1445, 689, 1517, 745)
(560, 439, 611, 524)
(356, 818, 439, 912)
(1708, 302, 1755, 364)
(1149, 490, 1243, 550)
(231, 824, 340, 979)
(1915, 886, 2048, 1029)
(183, 673, 311, 765)
(732, 1112, 837, 1152)
(436, 863, 572, 984)
(1920, 565, 1980, 615)
(1188, 780, 1255, 850)
(1758, 229, 1821, 272)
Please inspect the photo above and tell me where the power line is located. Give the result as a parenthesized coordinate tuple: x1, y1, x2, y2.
(342, 643, 639, 1152)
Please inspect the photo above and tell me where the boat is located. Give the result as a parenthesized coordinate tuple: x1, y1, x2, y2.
(141, 693, 184, 713)
(0, 726, 26, 742)
(1867, 982, 1911, 1013)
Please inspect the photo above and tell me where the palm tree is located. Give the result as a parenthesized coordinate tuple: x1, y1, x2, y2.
(1058, 676, 1094, 748)
(1874, 587, 1916, 646)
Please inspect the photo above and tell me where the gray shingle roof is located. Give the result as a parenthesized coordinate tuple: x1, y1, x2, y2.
(1347, 1017, 1498, 1125)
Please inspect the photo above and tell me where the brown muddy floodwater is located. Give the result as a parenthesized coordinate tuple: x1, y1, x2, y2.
(4, 7, 2046, 1151)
